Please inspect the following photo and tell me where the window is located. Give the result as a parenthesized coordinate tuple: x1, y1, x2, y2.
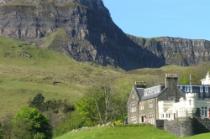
(200, 86, 203, 93)
(149, 103, 153, 108)
(190, 86, 193, 93)
(140, 105, 144, 110)
(205, 107, 208, 117)
(186, 86, 190, 93)
(131, 107, 137, 112)
(201, 107, 204, 115)
(205, 86, 209, 93)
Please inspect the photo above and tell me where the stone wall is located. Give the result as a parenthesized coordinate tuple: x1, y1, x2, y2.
(159, 118, 210, 137)
(127, 88, 140, 124)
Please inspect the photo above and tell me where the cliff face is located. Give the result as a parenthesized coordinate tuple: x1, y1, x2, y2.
(129, 36, 210, 66)
(0, 0, 209, 70)
(0, 0, 165, 70)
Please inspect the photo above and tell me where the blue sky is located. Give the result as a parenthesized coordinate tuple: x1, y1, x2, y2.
(103, 0, 210, 40)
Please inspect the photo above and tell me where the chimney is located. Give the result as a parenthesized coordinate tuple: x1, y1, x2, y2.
(165, 74, 178, 89)
(135, 81, 147, 88)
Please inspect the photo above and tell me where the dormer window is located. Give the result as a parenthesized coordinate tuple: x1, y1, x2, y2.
(200, 86, 203, 93)
(186, 86, 190, 93)
(185, 86, 187, 92)
(205, 86, 209, 93)
(189, 86, 192, 93)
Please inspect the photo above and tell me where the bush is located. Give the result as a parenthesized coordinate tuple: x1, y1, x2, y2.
(53, 111, 84, 136)
(77, 85, 127, 126)
(12, 107, 52, 139)
(29, 93, 76, 137)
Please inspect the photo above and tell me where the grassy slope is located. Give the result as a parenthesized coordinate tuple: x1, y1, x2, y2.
(0, 36, 122, 118)
(56, 125, 210, 139)
(0, 36, 210, 118)
(56, 125, 178, 139)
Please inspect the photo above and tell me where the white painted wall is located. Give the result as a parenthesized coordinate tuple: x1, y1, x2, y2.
(201, 72, 210, 85)
(158, 93, 210, 120)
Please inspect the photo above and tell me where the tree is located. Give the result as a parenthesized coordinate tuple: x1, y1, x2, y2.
(29, 93, 45, 111)
(29, 93, 75, 133)
(77, 85, 125, 125)
(12, 107, 52, 139)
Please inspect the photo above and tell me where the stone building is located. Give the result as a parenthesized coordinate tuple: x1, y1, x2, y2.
(127, 73, 210, 136)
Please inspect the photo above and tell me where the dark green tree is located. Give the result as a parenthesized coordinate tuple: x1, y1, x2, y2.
(12, 107, 52, 139)
(29, 93, 45, 111)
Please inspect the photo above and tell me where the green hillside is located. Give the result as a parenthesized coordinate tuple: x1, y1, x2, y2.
(0, 36, 210, 118)
(1, 36, 210, 138)
(56, 125, 210, 139)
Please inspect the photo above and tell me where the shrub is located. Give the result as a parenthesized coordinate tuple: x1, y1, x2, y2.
(77, 85, 127, 126)
(12, 107, 52, 139)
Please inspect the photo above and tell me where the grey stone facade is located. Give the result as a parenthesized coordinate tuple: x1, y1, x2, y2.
(127, 74, 210, 136)
(156, 118, 210, 137)
(127, 74, 183, 125)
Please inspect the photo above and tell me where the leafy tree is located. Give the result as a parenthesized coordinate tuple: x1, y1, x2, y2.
(77, 85, 126, 125)
(12, 107, 52, 139)
(29, 93, 75, 113)
(29, 93, 75, 133)
(29, 93, 45, 111)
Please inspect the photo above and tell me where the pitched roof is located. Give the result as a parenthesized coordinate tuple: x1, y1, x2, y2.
(135, 85, 165, 101)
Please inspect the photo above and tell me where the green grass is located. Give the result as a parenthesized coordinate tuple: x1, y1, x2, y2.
(186, 132, 210, 139)
(56, 125, 210, 139)
(0, 36, 210, 118)
(56, 125, 178, 139)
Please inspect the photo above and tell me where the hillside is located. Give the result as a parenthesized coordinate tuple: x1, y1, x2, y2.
(56, 125, 210, 139)
(0, 36, 210, 118)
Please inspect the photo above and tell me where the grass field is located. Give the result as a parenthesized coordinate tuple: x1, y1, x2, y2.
(56, 125, 210, 139)
(0, 36, 210, 119)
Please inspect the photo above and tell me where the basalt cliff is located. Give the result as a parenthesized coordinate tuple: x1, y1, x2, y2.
(0, 0, 210, 70)
(129, 35, 210, 66)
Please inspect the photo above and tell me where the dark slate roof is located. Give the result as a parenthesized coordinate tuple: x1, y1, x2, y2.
(135, 85, 165, 101)
(178, 85, 210, 98)
(134, 84, 210, 101)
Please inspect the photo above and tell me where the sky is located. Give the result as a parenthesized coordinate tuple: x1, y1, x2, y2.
(103, 0, 210, 40)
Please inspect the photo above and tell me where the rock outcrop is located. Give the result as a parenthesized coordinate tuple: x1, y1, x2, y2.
(129, 35, 210, 66)
(0, 0, 165, 70)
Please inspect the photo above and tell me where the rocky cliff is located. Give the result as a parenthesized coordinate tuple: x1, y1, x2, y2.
(0, 0, 164, 70)
(0, 0, 209, 70)
(129, 35, 210, 66)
